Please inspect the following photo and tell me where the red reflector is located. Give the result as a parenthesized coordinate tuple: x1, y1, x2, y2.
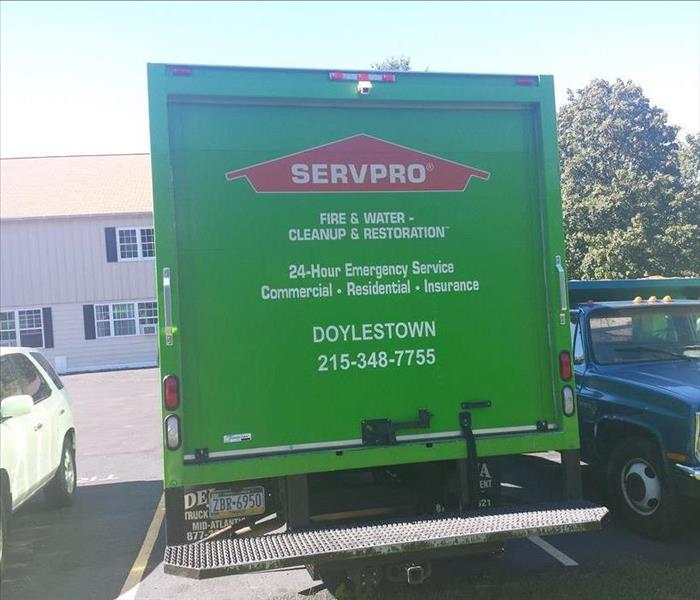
(357, 73, 370, 81)
(329, 71, 344, 80)
(559, 351, 572, 381)
(163, 375, 180, 410)
(170, 66, 192, 77)
(516, 76, 535, 86)
(382, 73, 396, 82)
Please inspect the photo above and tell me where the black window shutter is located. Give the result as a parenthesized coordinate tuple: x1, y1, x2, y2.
(42, 307, 54, 348)
(83, 305, 96, 340)
(105, 227, 118, 262)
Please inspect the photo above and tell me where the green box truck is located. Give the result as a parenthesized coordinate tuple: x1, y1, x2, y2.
(147, 64, 606, 586)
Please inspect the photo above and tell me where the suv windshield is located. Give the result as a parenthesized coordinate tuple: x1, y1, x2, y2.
(589, 305, 700, 365)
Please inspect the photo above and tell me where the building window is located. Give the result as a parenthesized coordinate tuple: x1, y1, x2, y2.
(113, 303, 137, 336)
(0, 311, 17, 346)
(95, 304, 112, 337)
(140, 229, 155, 258)
(0, 309, 44, 348)
(117, 228, 155, 261)
(138, 302, 158, 335)
(95, 301, 157, 338)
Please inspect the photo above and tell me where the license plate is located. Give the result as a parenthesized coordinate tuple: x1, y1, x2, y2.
(209, 486, 265, 519)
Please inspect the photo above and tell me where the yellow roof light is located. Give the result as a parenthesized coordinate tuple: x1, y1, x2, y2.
(633, 296, 643, 304)
(648, 295, 658, 303)
(663, 295, 672, 303)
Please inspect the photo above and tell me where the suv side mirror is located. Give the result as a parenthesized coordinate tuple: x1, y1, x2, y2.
(1, 394, 34, 418)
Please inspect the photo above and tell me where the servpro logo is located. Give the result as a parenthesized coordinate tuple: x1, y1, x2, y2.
(290, 162, 428, 186)
(224, 134, 490, 193)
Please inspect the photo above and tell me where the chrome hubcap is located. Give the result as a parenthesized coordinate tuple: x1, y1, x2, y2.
(621, 459, 661, 515)
(64, 448, 75, 493)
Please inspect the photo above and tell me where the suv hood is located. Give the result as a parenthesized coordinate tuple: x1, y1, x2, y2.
(603, 361, 700, 409)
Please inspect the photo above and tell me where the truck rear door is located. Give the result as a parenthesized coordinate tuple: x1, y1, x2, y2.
(161, 82, 560, 463)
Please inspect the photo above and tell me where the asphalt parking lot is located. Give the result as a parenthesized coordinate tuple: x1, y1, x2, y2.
(1, 368, 698, 600)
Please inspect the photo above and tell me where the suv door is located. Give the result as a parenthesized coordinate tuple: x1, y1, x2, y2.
(30, 351, 70, 465)
(8, 354, 56, 487)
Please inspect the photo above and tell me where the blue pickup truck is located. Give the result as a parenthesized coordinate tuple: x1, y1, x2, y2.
(569, 279, 699, 538)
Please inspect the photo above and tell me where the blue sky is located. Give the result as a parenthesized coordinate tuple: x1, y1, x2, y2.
(1, 1, 698, 157)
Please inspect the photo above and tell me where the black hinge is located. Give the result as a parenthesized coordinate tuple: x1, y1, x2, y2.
(361, 409, 432, 446)
(536, 420, 549, 432)
(194, 448, 209, 461)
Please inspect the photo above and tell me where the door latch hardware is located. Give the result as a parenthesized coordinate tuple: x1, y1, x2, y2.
(361, 409, 432, 446)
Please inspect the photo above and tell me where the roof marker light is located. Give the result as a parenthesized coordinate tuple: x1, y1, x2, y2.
(516, 76, 537, 86)
(663, 295, 672, 303)
(633, 296, 643, 304)
(648, 295, 658, 304)
(169, 66, 192, 77)
(328, 71, 397, 83)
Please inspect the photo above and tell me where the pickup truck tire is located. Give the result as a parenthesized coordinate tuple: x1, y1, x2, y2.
(607, 437, 682, 539)
(45, 437, 76, 508)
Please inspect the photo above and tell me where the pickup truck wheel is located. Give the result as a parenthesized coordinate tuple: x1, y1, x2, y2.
(44, 437, 76, 507)
(608, 438, 682, 539)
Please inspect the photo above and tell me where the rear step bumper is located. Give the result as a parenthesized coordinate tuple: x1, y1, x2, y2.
(164, 501, 607, 579)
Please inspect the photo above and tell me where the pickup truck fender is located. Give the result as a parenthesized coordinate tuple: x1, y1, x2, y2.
(592, 415, 670, 473)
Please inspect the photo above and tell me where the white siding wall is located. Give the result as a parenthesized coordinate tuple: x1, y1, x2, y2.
(1, 302, 158, 374)
(0, 214, 155, 307)
(1, 213, 158, 373)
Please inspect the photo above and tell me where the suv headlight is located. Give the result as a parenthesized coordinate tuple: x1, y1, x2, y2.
(695, 413, 700, 463)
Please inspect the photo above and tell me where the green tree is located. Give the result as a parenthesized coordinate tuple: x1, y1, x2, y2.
(371, 56, 411, 71)
(678, 133, 700, 195)
(558, 79, 699, 279)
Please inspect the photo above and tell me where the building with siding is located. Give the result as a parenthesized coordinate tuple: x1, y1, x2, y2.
(0, 154, 157, 373)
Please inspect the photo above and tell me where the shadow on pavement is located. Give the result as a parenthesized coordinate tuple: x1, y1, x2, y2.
(1, 480, 163, 600)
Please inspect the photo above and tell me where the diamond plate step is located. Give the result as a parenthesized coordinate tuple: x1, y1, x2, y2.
(164, 502, 607, 579)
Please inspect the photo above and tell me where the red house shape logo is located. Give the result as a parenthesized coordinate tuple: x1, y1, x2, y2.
(224, 134, 490, 193)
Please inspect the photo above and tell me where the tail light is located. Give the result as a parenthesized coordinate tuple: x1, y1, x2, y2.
(163, 374, 179, 410)
(562, 386, 575, 416)
(165, 415, 181, 450)
(559, 351, 572, 381)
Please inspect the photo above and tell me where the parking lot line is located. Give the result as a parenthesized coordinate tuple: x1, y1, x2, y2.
(118, 493, 165, 600)
(528, 536, 579, 566)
